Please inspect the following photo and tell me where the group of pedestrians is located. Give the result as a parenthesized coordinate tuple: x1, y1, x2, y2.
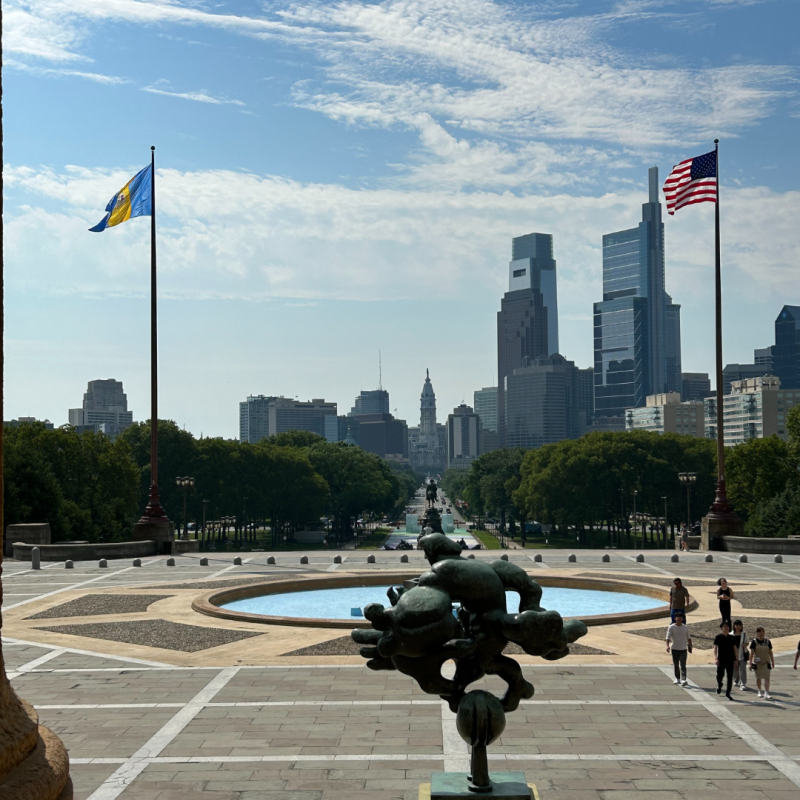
(665, 575, 777, 699)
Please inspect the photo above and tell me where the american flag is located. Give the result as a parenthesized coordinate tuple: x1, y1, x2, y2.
(663, 150, 717, 215)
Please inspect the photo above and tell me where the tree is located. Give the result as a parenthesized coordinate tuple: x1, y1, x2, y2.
(726, 436, 796, 521)
(269, 430, 327, 449)
(466, 449, 525, 531)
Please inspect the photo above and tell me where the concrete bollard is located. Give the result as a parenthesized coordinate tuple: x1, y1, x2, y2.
(601, 554, 610, 563)
(705, 554, 713, 562)
(635, 554, 645, 563)
(671, 554, 679, 563)
(500, 554, 509, 561)
(739, 554, 748, 563)
(333, 555, 342, 564)
(267, 556, 276, 565)
(31, 547, 40, 570)
(468, 554, 476, 560)
(99, 559, 108, 568)
(567, 554, 577, 563)
(199, 557, 208, 566)
(400, 554, 409, 563)
(65, 560, 74, 569)
(233, 556, 242, 566)
(133, 558, 142, 567)
(300, 556, 309, 564)
(166, 557, 176, 567)
(367, 555, 376, 563)
(533, 554, 543, 562)
(774, 554, 783, 563)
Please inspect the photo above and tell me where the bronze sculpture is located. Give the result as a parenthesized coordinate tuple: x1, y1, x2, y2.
(352, 533, 587, 796)
(425, 478, 438, 508)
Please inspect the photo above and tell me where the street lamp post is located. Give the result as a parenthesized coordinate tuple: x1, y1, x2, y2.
(175, 476, 195, 540)
(201, 499, 209, 546)
(678, 472, 697, 531)
(662, 496, 668, 548)
(633, 490, 638, 549)
(242, 497, 248, 547)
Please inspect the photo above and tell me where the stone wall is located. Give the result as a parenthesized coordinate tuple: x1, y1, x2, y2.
(720, 536, 800, 555)
(3, 523, 50, 558)
(12, 540, 157, 562)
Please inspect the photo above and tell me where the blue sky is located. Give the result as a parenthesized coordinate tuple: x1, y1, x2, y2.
(4, 0, 798, 438)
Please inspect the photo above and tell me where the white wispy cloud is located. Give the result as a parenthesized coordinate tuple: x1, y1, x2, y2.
(4, 58, 130, 84)
(4, 164, 797, 308)
(142, 85, 245, 106)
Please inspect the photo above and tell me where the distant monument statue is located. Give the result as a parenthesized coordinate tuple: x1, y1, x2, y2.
(425, 478, 438, 508)
(352, 533, 587, 798)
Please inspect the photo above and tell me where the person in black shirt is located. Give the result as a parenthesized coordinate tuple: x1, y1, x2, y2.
(714, 621, 739, 699)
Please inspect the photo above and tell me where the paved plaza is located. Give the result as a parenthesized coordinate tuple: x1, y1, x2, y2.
(3, 549, 800, 799)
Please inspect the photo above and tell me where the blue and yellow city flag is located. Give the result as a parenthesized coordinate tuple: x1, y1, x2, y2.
(89, 164, 153, 232)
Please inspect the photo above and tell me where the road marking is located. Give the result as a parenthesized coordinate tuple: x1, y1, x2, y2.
(3, 637, 173, 668)
(714, 554, 800, 581)
(86, 667, 240, 800)
(619, 554, 674, 576)
(7, 648, 66, 681)
(659, 665, 800, 789)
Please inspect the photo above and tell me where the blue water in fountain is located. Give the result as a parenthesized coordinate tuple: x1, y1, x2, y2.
(222, 586, 662, 620)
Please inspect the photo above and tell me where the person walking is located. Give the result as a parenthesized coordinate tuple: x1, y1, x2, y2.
(669, 578, 690, 623)
(716, 578, 734, 626)
(733, 620, 748, 690)
(794, 638, 800, 671)
(680, 526, 689, 552)
(714, 621, 738, 700)
(666, 611, 692, 686)
(749, 626, 775, 699)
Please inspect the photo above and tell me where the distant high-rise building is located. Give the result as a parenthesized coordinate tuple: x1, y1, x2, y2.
(773, 305, 800, 389)
(4, 417, 54, 430)
(354, 413, 409, 462)
(681, 373, 711, 402)
(349, 389, 390, 417)
(508, 233, 559, 355)
(408, 370, 446, 472)
(497, 235, 552, 441)
(705, 375, 793, 446)
(722, 363, 772, 396)
(593, 167, 680, 419)
(446, 404, 482, 470)
(754, 346, 775, 371)
(69, 379, 133, 437)
(473, 387, 498, 433)
(504, 354, 590, 450)
(239, 395, 275, 443)
(625, 393, 705, 438)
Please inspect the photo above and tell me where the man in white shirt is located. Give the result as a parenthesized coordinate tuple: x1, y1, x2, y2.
(666, 611, 692, 686)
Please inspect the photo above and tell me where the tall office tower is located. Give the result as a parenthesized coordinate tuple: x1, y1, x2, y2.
(594, 167, 678, 419)
(681, 373, 711, 402)
(69, 379, 134, 436)
(497, 236, 553, 442)
(356, 413, 409, 462)
(754, 346, 775, 371)
(446, 404, 482, 470)
(721, 363, 771, 396)
(408, 370, 446, 472)
(349, 389, 390, 417)
(509, 233, 559, 354)
(665, 298, 682, 393)
(504, 354, 590, 450)
(473, 387, 498, 432)
(239, 395, 275, 443)
(773, 305, 800, 389)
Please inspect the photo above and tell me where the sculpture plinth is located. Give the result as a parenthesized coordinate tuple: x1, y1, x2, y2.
(352, 533, 587, 798)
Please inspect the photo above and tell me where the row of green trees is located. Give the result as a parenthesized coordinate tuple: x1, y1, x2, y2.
(4, 422, 418, 545)
(442, 404, 800, 543)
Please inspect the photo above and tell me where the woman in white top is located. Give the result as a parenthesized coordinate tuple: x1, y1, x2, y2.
(732, 620, 748, 690)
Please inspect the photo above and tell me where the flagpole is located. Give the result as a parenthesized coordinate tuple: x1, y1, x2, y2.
(708, 138, 735, 518)
(139, 145, 168, 524)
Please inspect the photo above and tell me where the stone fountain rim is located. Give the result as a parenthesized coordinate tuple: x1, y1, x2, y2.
(193, 572, 688, 629)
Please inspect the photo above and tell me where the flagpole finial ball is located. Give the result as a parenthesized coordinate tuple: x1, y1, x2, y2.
(151, 145, 155, 150)
(714, 138, 719, 144)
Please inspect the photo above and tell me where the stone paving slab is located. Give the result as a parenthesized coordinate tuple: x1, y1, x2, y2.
(67, 762, 122, 800)
(627, 616, 800, 649)
(0, 642, 51, 669)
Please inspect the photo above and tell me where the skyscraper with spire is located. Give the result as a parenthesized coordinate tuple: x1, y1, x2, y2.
(408, 369, 446, 472)
(593, 166, 682, 420)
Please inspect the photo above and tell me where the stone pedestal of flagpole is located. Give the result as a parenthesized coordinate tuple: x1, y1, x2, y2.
(418, 775, 539, 799)
(132, 520, 175, 555)
(701, 513, 744, 551)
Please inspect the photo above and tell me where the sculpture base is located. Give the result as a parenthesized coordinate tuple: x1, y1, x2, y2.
(421, 772, 536, 799)
(132, 521, 175, 555)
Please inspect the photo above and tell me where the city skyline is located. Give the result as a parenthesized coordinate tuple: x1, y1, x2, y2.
(4, 0, 798, 439)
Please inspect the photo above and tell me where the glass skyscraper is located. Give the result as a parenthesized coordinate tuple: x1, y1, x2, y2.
(593, 167, 681, 418)
(774, 305, 800, 389)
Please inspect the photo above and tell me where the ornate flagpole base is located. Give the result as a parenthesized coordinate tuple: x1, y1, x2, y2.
(701, 478, 744, 551)
(419, 775, 538, 800)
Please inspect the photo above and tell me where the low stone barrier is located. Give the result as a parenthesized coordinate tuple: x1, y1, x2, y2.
(720, 536, 800, 555)
(12, 540, 157, 562)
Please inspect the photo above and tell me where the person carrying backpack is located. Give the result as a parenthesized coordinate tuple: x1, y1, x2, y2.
(749, 626, 775, 699)
(733, 620, 748, 690)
